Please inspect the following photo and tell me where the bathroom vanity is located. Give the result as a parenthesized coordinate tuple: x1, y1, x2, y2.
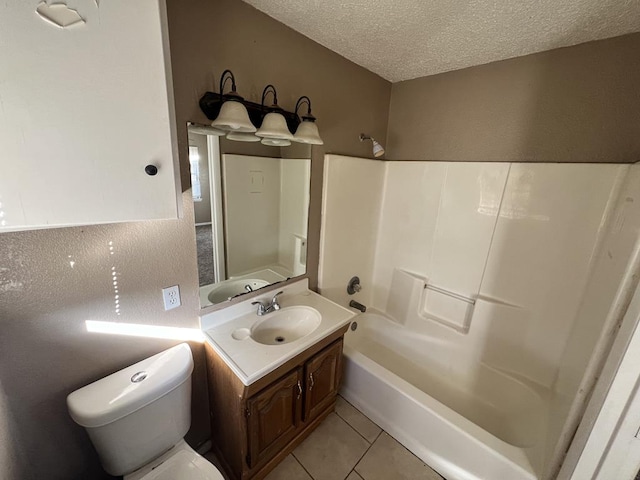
(200, 281, 354, 480)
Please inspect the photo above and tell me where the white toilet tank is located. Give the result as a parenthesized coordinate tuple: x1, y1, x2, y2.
(67, 343, 194, 477)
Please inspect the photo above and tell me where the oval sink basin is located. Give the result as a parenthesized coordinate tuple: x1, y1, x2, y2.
(208, 279, 270, 304)
(251, 306, 322, 345)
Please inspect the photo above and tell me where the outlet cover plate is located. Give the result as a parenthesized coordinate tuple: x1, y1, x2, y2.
(162, 285, 181, 311)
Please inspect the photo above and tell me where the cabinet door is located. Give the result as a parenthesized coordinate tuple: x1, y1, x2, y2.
(304, 339, 343, 422)
(247, 369, 303, 468)
(0, 0, 179, 231)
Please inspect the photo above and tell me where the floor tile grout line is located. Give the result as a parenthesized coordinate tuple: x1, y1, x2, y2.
(345, 467, 358, 480)
(338, 394, 382, 430)
(333, 408, 380, 446)
(335, 400, 380, 429)
(347, 431, 380, 480)
(332, 399, 394, 479)
(335, 395, 383, 446)
(292, 412, 375, 480)
(367, 430, 446, 480)
(290, 451, 316, 480)
(338, 395, 381, 428)
(290, 397, 435, 480)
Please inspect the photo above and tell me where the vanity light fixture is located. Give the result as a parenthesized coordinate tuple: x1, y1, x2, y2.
(199, 70, 323, 146)
(226, 131, 261, 142)
(261, 137, 292, 147)
(186, 122, 225, 136)
(359, 133, 385, 158)
(293, 96, 324, 145)
(255, 85, 294, 141)
(210, 70, 257, 133)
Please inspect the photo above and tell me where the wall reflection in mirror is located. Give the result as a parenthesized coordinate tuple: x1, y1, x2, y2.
(188, 124, 311, 308)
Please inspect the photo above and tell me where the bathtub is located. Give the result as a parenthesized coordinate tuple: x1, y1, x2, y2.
(340, 312, 547, 480)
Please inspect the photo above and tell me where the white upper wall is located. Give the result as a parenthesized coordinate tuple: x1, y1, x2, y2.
(371, 162, 510, 310)
(319, 155, 385, 307)
(478, 163, 624, 385)
(547, 164, 640, 473)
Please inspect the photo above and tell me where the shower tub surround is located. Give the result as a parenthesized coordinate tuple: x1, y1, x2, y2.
(320, 155, 640, 479)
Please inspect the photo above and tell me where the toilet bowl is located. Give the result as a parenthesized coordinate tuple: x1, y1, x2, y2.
(67, 343, 223, 480)
(125, 440, 222, 480)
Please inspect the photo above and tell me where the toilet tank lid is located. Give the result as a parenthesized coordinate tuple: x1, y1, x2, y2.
(67, 343, 194, 428)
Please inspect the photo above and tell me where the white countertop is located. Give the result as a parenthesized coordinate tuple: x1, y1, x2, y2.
(200, 280, 355, 386)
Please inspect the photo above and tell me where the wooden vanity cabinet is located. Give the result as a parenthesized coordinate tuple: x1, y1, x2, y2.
(304, 340, 343, 422)
(204, 327, 348, 480)
(246, 369, 303, 469)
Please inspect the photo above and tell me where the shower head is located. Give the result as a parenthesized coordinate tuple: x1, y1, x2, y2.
(359, 133, 385, 158)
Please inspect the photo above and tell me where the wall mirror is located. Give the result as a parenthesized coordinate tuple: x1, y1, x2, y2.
(188, 124, 312, 308)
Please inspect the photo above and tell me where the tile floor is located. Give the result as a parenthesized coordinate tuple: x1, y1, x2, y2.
(208, 395, 445, 480)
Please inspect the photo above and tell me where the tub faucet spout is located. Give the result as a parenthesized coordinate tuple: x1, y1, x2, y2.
(349, 300, 366, 313)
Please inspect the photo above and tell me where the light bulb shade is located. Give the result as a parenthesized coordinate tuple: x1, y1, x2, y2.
(293, 119, 323, 145)
(211, 100, 256, 133)
(256, 112, 294, 140)
(226, 131, 261, 142)
(187, 123, 226, 136)
(261, 137, 291, 147)
(372, 140, 385, 158)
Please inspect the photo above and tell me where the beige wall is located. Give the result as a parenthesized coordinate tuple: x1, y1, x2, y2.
(5, 2, 635, 478)
(167, 0, 392, 290)
(0, 1, 390, 479)
(387, 33, 640, 163)
(0, 192, 208, 480)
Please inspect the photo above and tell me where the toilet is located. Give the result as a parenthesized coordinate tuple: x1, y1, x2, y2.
(67, 343, 224, 480)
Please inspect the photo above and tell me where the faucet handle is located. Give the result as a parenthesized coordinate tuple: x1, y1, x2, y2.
(251, 301, 267, 315)
(270, 291, 284, 310)
(347, 276, 362, 295)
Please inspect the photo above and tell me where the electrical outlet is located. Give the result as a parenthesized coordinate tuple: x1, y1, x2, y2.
(162, 285, 181, 311)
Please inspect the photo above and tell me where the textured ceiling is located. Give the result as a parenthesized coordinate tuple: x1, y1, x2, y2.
(243, 0, 640, 82)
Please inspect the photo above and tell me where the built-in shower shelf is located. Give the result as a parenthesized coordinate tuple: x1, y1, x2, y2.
(422, 282, 475, 333)
(386, 268, 476, 333)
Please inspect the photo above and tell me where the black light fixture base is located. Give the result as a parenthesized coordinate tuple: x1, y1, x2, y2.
(199, 92, 302, 133)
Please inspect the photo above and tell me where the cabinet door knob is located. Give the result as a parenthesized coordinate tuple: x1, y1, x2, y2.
(309, 373, 315, 391)
(297, 380, 302, 399)
(145, 164, 158, 176)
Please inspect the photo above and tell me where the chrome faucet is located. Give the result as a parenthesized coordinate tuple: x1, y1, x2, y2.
(251, 291, 283, 316)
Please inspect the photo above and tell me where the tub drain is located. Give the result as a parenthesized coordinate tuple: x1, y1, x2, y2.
(275, 336, 285, 343)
